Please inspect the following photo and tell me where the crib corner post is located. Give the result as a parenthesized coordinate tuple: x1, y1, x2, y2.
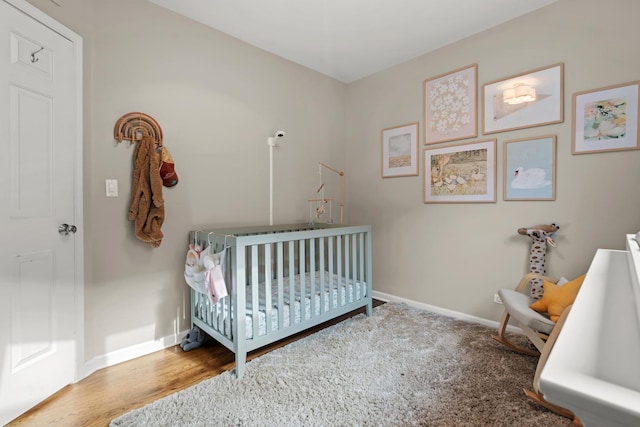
(235, 351, 247, 380)
(365, 300, 373, 317)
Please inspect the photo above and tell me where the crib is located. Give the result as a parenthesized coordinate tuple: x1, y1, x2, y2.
(187, 223, 373, 379)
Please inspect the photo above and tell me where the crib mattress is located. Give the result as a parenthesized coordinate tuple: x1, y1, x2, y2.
(194, 271, 366, 339)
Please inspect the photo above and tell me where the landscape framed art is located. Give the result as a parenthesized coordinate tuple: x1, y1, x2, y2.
(382, 122, 419, 178)
(424, 139, 496, 203)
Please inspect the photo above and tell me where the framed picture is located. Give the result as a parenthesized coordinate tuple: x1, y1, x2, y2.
(381, 122, 419, 178)
(572, 81, 640, 154)
(504, 135, 556, 201)
(424, 64, 477, 145)
(482, 63, 563, 134)
(424, 139, 496, 203)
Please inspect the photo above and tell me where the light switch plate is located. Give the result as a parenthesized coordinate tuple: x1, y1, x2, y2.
(106, 179, 118, 197)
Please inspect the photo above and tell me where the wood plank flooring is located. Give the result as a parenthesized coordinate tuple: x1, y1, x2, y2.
(9, 301, 382, 427)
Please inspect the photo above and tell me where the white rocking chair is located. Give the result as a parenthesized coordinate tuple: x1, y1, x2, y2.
(492, 273, 582, 425)
(492, 273, 557, 356)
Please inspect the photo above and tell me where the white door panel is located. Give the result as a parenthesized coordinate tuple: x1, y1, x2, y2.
(0, 0, 81, 424)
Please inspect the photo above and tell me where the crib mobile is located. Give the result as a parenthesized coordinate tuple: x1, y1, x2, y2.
(308, 162, 345, 224)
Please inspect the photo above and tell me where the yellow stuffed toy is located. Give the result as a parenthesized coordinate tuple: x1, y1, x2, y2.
(529, 274, 586, 322)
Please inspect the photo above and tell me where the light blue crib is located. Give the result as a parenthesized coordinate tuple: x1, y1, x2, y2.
(188, 223, 373, 379)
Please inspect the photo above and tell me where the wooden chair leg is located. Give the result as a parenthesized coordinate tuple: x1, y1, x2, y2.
(523, 305, 582, 425)
(491, 311, 540, 357)
(523, 388, 579, 422)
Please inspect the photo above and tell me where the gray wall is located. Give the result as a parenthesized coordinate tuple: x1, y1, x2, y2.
(24, 0, 640, 365)
(26, 0, 346, 363)
(346, 0, 640, 320)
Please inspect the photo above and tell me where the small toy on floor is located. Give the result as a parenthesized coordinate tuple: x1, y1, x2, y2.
(180, 325, 205, 351)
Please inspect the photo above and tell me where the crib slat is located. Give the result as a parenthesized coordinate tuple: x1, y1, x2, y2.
(224, 243, 232, 337)
(264, 243, 272, 335)
(234, 241, 247, 378)
(277, 241, 284, 331)
(251, 245, 259, 339)
(359, 232, 365, 300)
(288, 240, 295, 326)
(351, 233, 357, 301)
(345, 234, 351, 305)
(336, 235, 343, 307)
(298, 238, 306, 321)
(328, 236, 334, 309)
(309, 237, 316, 318)
(319, 237, 326, 314)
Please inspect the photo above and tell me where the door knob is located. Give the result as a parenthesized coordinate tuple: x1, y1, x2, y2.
(58, 223, 77, 236)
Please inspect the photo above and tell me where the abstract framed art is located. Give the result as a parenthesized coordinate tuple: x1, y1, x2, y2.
(482, 63, 563, 134)
(381, 122, 419, 178)
(424, 64, 477, 145)
(504, 135, 556, 201)
(572, 81, 640, 154)
(424, 139, 496, 203)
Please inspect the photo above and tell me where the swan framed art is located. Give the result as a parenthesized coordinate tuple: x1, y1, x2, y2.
(482, 63, 563, 134)
(424, 64, 477, 145)
(424, 139, 496, 203)
(572, 81, 640, 154)
(504, 135, 556, 201)
(382, 122, 419, 178)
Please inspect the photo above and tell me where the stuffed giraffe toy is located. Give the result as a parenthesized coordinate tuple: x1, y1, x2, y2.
(518, 223, 559, 300)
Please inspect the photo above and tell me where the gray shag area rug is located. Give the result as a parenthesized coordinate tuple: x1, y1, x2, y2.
(111, 303, 572, 426)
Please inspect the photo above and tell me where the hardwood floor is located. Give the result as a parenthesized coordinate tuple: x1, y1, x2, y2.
(9, 301, 382, 426)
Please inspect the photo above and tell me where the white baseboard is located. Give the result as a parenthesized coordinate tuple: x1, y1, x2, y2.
(372, 290, 521, 333)
(82, 330, 189, 380)
(80, 292, 521, 381)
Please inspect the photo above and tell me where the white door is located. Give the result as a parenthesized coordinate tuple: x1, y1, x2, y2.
(0, 1, 81, 424)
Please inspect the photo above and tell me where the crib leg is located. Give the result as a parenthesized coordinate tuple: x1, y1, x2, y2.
(235, 351, 246, 379)
(365, 300, 373, 317)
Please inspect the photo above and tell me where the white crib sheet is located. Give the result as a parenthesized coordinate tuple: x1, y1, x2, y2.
(244, 271, 366, 338)
(196, 271, 366, 339)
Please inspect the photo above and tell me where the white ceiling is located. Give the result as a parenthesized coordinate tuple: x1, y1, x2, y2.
(149, 0, 558, 83)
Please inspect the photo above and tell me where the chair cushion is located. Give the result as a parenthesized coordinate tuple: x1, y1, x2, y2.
(498, 288, 555, 334)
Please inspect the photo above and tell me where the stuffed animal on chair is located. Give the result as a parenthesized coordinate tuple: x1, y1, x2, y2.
(518, 223, 559, 300)
(180, 325, 205, 351)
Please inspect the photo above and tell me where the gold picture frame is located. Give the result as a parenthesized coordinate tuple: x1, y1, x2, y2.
(381, 122, 419, 178)
(504, 135, 556, 201)
(424, 139, 496, 203)
(482, 63, 564, 134)
(424, 64, 477, 145)
(572, 81, 640, 154)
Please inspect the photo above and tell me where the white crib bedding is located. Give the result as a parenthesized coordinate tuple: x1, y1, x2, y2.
(244, 271, 366, 338)
(202, 271, 366, 339)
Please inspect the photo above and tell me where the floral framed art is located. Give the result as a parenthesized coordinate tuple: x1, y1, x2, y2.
(381, 122, 419, 178)
(424, 139, 496, 203)
(504, 135, 556, 201)
(482, 63, 563, 134)
(572, 81, 640, 154)
(424, 64, 477, 145)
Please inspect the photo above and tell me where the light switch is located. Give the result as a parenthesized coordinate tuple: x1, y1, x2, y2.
(106, 179, 118, 197)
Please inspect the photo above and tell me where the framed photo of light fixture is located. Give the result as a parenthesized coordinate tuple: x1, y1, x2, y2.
(382, 122, 419, 178)
(424, 139, 496, 203)
(504, 135, 556, 201)
(482, 63, 563, 134)
(424, 64, 477, 145)
(572, 81, 640, 154)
